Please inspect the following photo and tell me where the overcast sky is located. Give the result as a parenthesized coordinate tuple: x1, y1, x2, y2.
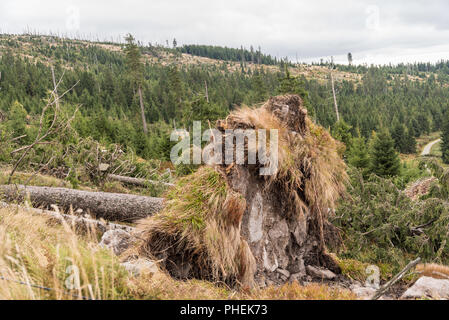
(1, 0, 449, 65)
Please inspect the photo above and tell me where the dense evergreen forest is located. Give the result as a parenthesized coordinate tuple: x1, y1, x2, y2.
(1, 34, 449, 163)
(178, 44, 279, 65)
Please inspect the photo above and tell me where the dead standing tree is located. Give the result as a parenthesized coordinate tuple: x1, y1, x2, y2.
(330, 71, 340, 122)
(7, 67, 79, 185)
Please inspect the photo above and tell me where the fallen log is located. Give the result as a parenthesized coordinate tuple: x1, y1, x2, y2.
(0, 185, 165, 222)
(0, 201, 135, 234)
(107, 174, 174, 188)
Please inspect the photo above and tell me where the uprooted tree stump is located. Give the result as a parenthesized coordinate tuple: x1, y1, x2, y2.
(132, 95, 347, 288)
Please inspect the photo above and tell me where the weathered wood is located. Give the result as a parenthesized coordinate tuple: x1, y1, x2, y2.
(330, 72, 340, 122)
(0, 201, 135, 234)
(0, 185, 165, 222)
(107, 174, 174, 188)
(370, 257, 421, 300)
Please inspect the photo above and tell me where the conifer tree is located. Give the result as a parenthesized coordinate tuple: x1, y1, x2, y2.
(348, 135, 370, 174)
(441, 113, 449, 164)
(7, 101, 28, 137)
(252, 73, 268, 102)
(369, 129, 401, 177)
(124, 34, 148, 134)
(277, 66, 313, 117)
(332, 120, 353, 149)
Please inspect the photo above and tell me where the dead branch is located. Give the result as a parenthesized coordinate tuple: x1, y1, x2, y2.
(7, 67, 79, 184)
(370, 257, 421, 300)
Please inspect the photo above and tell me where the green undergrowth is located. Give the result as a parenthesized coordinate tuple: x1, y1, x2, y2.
(333, 167, 449, 277)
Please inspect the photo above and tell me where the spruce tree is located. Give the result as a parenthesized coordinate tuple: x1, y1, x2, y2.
(124, 34, 148, 134)
(332, 120, 353, 149)
(370, 129, 401, 177)
(7, 101, 28, 137)
(277, 66, 313, 117)
(441, 113, 449, 164)
(403, 129, 417, 154)
(348, 136, 370, 174)
(391, 122, 406, 152)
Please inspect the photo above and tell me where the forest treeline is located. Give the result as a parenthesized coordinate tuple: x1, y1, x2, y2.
(178, 44, 279, 65)
(1, 35, 449, 163)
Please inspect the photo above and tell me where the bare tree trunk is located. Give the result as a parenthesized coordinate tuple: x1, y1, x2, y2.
(107, 174, 174, 188)
(0, 185, 165, 222)
(330, 72, 340, 122)
(138, 85, 148, 135)
(205, 80, 209, 103)
(50, 64, 60, 110)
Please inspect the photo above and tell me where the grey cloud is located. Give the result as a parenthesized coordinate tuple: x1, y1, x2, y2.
(1, 0, 449, 64)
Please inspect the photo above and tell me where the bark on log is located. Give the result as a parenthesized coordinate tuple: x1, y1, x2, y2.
(0, 201, 135, 234)
(107, 174, 174, 188)
(0, 185, 165, 222)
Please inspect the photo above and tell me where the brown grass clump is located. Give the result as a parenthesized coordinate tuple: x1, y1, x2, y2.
(0, 206, 130, 300)
(250, 282, 357, 300)
(416, 263, 449, 280)
(128, 272, 357, 300)
(132, 166, 255, 288)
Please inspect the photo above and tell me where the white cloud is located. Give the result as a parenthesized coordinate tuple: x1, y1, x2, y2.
(1, 0, 449, 65)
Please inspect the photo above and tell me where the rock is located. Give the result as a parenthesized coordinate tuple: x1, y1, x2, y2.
(99, 229, 132, 256)
(401, 276, 449, 300)
(121, 259, 159, 277)
(262, 246, 279, 272)
(350, 284, 377, 300)
(290, 258, 306, 275)
(248, 192, 264, 243)
(306, 265, 336, 280)
(99, 163, 110, 172)
(289, 273, 304, 283)
(276, 268, 290, 278)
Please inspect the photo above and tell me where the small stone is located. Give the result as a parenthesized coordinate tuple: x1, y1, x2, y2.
(276, 268, 290, 278)
(350, 284, 377, 300)
(266, 279, 275, 286)
(121, 259, 158, 277)
(289, 259, 306, 274)
(401, 276, 449, 300)
(306, 265, 336, 280)
(289, 273, 304, 283)
(99, 163, 110, 172)
(99, 229, 132, 256)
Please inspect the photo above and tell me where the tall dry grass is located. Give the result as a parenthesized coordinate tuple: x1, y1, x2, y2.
(0, 205, 356, 300)
(0, 205, 130, 300)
